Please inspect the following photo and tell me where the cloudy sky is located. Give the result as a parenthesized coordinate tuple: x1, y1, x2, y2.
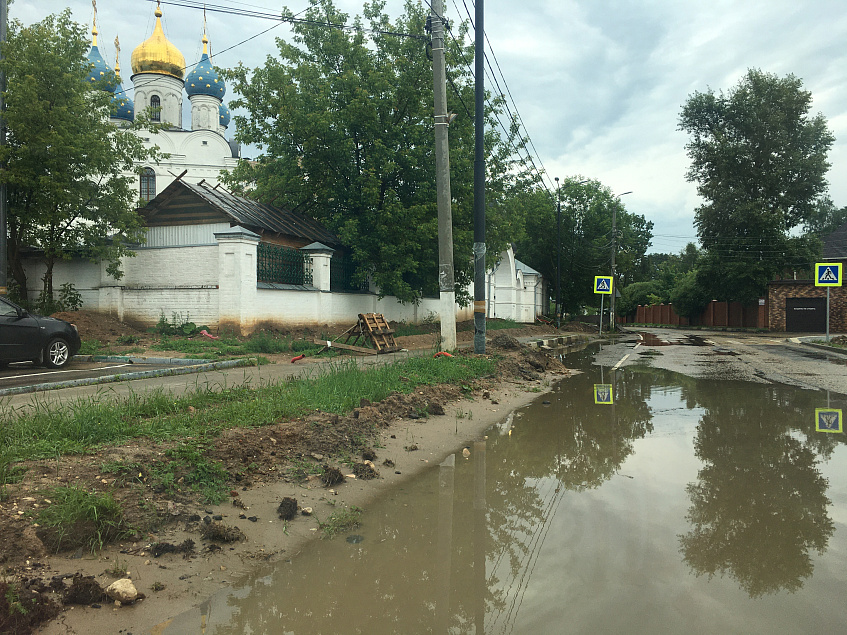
(19, 0, 847, 254)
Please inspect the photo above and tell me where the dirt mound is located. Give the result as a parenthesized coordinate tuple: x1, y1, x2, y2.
(49, 310, 148, 344)
(561, 320, 600, 333)
(489, 333, 521, 350)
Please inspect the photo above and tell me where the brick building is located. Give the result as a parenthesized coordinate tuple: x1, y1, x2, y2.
(767, 225, 847, 332)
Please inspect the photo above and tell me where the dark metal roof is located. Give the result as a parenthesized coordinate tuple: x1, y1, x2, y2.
(143, 179, 340, 246)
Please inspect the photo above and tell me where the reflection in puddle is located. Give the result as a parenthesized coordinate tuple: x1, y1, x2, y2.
(159, 357, 847, 634)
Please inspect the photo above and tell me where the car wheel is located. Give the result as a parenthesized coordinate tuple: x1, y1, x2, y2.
(44, 337, 72, 369)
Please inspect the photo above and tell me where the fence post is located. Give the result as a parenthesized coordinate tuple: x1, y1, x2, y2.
(301, 242, 334, 291)
(215, 227, 260, 335)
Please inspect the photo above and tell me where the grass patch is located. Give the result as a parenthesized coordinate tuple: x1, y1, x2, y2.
(152, 332, 332, 359)
(318, 505, 362, 539)
(100, 442, 229, 505)
(0, 355, 496, 478)
(485, 318, 522, 331)
(33, 486, 129, 552)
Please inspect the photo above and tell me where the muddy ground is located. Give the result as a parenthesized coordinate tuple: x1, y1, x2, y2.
(0, 313, 589, 634)
(48, 310, 597, 357)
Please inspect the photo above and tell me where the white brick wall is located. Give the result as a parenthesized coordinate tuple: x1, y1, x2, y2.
(20, 235, 526, 331)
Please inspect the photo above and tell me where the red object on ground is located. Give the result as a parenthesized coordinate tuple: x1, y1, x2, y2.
(433, 351, 453, 358)
(200, 329, 220, 340)
(291, 354, 306, 363)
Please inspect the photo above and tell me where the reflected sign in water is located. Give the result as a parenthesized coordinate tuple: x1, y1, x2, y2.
(159, 359, 847, 634)
(816, 408, 843, 433)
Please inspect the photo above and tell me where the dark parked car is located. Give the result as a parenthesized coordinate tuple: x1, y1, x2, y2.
(0, 296, 81, 368)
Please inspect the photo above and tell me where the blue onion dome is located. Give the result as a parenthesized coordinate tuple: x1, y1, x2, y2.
(111, 89, 135, 122)
(186, 34, 225, 99)
(86, 26, 117, 92)
(110, 50, 134, 122)
(219, 103, 231, 128)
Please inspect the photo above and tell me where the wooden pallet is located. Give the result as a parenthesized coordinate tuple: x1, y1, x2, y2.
(357, 313, 399, 353)
(313, 313, 400, 355)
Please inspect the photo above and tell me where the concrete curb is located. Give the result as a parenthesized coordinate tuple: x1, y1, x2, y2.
(76, 355, 216, 366)
(794, 337, 847, 357)
(0, 358, 258, 398)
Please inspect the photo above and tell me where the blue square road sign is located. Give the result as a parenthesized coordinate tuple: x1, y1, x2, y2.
(815, 263, 842, 287)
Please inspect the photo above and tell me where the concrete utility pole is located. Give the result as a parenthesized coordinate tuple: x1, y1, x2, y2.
(430, 0, 456, 351)
(0, 0, 7, 296)
(554, 177, 560, 328)
(473, 0, 486, 353)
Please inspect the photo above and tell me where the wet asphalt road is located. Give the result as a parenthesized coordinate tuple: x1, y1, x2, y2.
(597, 328, 847, 394)
(0, 359, 179, 390)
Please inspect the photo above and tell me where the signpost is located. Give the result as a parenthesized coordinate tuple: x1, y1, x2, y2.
(814, 263, 842, 342)
(594, 276, 613, 335)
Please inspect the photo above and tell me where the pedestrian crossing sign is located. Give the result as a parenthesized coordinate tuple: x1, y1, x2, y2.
(815, 408, 843, 433)
(594, 276, 613, 295)
(594, 384, 613, 404)
(815, 263, 842, 287)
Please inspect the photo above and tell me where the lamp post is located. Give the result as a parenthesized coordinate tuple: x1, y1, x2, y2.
(610, 190, 632, 333)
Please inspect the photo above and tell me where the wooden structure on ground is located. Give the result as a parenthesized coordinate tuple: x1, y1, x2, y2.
(314, 313, 400, 355)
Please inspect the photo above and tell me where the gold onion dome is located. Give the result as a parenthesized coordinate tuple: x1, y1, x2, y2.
(131, 3, 185, 80)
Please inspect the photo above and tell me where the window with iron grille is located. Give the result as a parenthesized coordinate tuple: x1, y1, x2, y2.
(150, 95, 161, 122)
(331, 253, 368, 292)
(257, 243, 313, 286)
(140, 167, 156, 202)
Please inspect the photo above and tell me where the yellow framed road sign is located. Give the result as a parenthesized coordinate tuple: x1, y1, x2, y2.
(815, 408, 843, 433)
(594, 276, 613, 295)
(815, 263, 842, 287)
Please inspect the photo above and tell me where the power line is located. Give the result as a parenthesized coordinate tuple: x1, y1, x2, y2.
(155, 0, 425, 40)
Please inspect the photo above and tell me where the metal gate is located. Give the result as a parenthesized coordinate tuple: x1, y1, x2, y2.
(785, 297, 827, 332)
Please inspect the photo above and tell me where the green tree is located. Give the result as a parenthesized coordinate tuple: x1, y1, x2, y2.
(679, 68, 834, 304)
(616, 280, 661, 317)
(804, 195, 847, 238)
(669, 270, 711, 318)
(222, 0, 530, 303)
(517, 179, 652, 321)
(0, 9, 160, 306)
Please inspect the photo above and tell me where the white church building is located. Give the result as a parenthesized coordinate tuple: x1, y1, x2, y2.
(85, 0, 239, 200)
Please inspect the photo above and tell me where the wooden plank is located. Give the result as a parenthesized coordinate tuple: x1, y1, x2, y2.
(312, 338, 377, 355)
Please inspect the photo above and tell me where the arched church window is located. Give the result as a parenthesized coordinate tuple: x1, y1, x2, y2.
(140, 168, 156, 203)
(150, 95, 161, 122)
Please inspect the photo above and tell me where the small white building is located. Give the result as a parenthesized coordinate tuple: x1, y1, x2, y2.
(487, 251, 546, 323)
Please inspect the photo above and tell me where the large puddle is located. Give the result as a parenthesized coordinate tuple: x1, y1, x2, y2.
(160, 347, 847, 634)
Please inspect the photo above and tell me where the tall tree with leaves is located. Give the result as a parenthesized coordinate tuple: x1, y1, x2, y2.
(0, 9, 160, 306)
(679, 68, 834, 304)
(221, 0, 531, 303)
(516, 178, 652, 320)
(804, 196, 847, 238)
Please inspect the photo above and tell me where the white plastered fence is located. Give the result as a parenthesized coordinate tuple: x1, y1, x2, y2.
(21, 227, 542, 333)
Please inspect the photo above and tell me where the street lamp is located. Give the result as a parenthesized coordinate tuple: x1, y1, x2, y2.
(610, 190, 632, 333)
